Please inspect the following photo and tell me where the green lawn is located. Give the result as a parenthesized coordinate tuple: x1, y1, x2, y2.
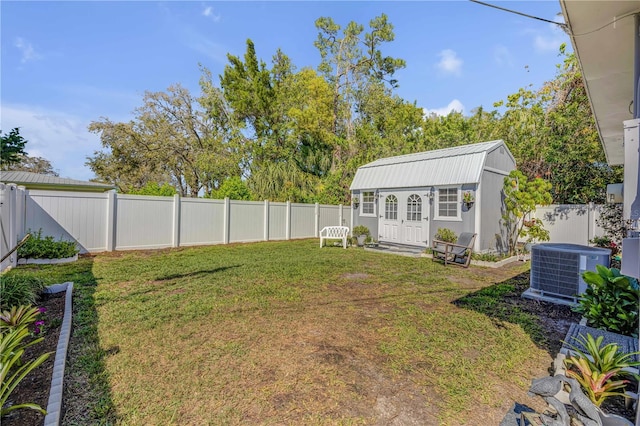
(10, 239, 550, 425)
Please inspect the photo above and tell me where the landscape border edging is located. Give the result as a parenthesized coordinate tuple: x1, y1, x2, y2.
(43, 281, 74, 426)
(18, 254, 78, 265)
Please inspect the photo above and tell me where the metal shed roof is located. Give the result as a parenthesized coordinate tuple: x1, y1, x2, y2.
(350, 140, 510, 190)
(0, 171, 115, 192)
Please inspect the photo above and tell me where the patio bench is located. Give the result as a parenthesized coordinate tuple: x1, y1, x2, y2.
(320, 226, 350, 249)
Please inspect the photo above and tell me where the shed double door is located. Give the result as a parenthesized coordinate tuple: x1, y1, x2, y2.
(378, 190, 428, 247)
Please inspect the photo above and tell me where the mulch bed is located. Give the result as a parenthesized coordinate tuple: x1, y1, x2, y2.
(2, 292, 65, 426)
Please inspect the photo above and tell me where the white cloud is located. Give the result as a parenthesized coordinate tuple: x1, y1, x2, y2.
(436, 49, 462, 76)
(493, 45, 514, 68)
(424, 99, 465, 117)
(202, 5, 221, 22)
(530, 20, 568, 54)
(1, 104, 101, 181)
(14, 37, 43, 64)
(183, 28, 229, 63)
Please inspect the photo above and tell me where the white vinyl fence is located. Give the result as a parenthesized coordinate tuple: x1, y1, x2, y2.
(0, 185, 350, 270)
(0, 183, 613, 271)
(531, 204, 607, 245)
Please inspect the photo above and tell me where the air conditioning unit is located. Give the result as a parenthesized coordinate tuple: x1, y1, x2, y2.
(526, 243, 610, 305)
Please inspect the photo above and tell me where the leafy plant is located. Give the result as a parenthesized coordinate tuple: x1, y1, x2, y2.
(564, 355, 628, 407)
(0, 305, 52, 417)
(565, 333, 640, 379)
(17, 229, 79, 260)
(590, 235, 619, 256)
(434, 228, 457, 243)
(0, 275, 45, 311)
(596, 203, 624, 247)
(563, 333, 639, 406)
(502, 170, 552, 256)
(471, 252, 504, 262)
(574, 265, 640, 337)
(0, 305, 43, 329)
(352, 225, 370, 237)
(462, 191, 475, 204)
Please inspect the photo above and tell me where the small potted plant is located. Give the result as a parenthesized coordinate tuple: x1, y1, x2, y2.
(462, 191, 475, 208)
(352, 225, 370, 247)
(352, 196, 360, 209)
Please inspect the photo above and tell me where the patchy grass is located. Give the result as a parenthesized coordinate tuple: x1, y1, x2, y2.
(6, 240, 553, 425)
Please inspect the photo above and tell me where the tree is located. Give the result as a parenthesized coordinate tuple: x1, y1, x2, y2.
(314, 14, 405, 169)
(219, 40, 294, 167)
(88, 84, 242, 197)
(502, 170, 553, 256)
(5, 154, 58, 176)
(210, 176, 252, 200)
(128, 182, 177, 197)
(1, 128, 27, 167)
(495, 44, 617, 204)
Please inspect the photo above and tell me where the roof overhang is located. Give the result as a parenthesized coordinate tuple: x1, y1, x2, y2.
(560, 0, 639, 166)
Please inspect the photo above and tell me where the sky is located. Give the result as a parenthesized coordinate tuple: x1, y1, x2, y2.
(1, 1, 569, 181)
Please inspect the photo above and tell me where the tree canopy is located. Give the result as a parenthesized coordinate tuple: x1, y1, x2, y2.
(87, 16, 617, 204)
(1, 128, 27, 168)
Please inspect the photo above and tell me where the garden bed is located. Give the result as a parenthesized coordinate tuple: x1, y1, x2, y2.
(2, 291, 65, 426)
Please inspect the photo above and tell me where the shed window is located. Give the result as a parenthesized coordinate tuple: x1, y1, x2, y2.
(385, 195, 398, 220)
(361, 191, 375, 216)
(435, 187, 461, 220)
(406, 194, 422, 221)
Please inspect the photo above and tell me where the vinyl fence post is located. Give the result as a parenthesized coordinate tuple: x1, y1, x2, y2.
(286, 200, 291, 240)
(172, 194, 181, 248)
(339, 204, 343, 226)
(16, 186, 26, 239)
(314, 202, 320, 237)
(585, 202, 596, 246)
(8, 185, 17, 264)
(264, 200, 270, 241)
(106, 190, 116, 252)
(223, 197, 230, 244)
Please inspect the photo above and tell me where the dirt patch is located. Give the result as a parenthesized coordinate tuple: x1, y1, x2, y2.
(2, 292, 65, 426)
(341, 272, 371, 280)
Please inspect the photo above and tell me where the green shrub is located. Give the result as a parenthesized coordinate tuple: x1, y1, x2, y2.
(471, 252, 499, 262)
(18, 229, 79, 259)
(590, 235, 619, 256)
(352, 225, 370, 237)
(128, 182, 177, 196)
(0, 275, 45, 311)
(0, 305, 52, 417)
(574, 265, 640, 337)
(434, 228, 457, 243)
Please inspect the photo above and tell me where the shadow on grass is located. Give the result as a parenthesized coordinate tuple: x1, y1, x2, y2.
(155, 265, 242, 281)
(453, 270, 581, 358)
(11, 256, 118, 424)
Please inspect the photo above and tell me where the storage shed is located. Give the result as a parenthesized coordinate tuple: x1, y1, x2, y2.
(349, 140, 516, 252)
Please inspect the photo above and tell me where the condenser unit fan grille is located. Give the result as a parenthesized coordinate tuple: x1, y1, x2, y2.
(530, 249, 579, 297)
